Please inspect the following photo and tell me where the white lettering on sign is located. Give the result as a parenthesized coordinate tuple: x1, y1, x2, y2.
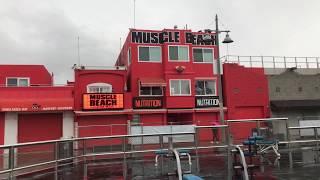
(1, 108, 28, 111)
(1, 107, 73, 112)
(196, 99, 219, 106)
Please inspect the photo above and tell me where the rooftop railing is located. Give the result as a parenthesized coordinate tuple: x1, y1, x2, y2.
(223, 55, 320, 69)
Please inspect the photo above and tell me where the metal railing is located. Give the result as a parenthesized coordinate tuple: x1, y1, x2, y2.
(7, 117, 320, 179)
(0, 125, 230, 179)
(223, 55, 320, 69)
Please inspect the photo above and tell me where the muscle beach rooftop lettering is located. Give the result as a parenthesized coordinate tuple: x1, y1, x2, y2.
(131, 31, 216, 45)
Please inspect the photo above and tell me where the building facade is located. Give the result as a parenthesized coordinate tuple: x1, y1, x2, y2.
(0, 28, 270, 146)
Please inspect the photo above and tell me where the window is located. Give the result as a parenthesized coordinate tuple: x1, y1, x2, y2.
(127, 48, 131, 66)
(87, 83, 112, 93)
(195, 80, 216, 96)
(6, 77, 29, 87)
(138, 46, 161, 62)
(193, 48, 214, 62)
(140, 86, 163, 96)
(170, 79, 191, 96)
(169, 46, 189, 61)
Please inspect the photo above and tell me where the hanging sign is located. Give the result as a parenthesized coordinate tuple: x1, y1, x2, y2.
(133, 97, 163, 109)
(83, 93, 124, 110)
(195, 96, 219, 108)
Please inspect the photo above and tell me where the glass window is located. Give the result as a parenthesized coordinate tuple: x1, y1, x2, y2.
(7, 78, 18, 86)
(169, 46, 189, 61)
(140, 86, 163, 96)
(170, 80, 191, 96)
(138, 46, 161, 62)
(19, 79, 29, 86)
(195, 80, 216, 96)
(6, 78, 29, 87)
(87, 83, 112, 93)
(193, 48, 213, 62)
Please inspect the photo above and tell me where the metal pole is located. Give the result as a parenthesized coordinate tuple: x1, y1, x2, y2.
(122, 136, 127, 179)
(54, 142, 59, 180)
(314, 127, 319, 163)
(215, 14, 226, 141)
(215, 14, 232, 180)
(9, 147, 14, 180)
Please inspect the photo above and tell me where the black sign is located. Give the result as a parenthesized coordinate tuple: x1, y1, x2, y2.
(185, 32, 216, 45)
(195, 96, 219, 108)
(133, 97, 163, 109)
(131, 31, 216, 45)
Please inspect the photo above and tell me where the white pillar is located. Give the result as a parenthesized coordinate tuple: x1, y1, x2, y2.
(4, 112, 18, 169)
(62, 111, 74, 139)
(4, 112, 18, 145)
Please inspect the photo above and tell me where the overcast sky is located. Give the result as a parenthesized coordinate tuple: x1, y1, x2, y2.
(1, 0, 320, 84)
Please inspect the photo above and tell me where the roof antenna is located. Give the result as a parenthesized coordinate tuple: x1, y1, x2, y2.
(77, 36, 81, 66)
(133, 0, 136, 28)
(120, 37, 122, 51)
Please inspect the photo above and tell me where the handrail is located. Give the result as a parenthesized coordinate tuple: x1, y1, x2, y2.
(223, 55, 320, 69)
(227, 117, 288, 123)
(195, 125, 228, 129)
(288, 126, 320, 129)
(172, 149, 183, 180)
(233, 145, 249, 180)
(0, 132, 195, 149)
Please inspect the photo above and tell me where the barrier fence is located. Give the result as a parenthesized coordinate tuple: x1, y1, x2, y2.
(4, 117, 320, 179)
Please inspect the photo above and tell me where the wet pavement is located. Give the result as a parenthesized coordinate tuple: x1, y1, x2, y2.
(13, 147, 320, 180)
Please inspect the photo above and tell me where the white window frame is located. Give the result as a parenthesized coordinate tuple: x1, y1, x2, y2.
(195, 79, 217, 96)
(169, 79, 191, 96)
(86, 82, 112, 93)
(127, 47, 131, 66)
(192, 47, 214, 63)
(168, 45, 190, 62)
(138, 84, 163, 96)
(6, 77, 30, 87)
(137, 45, 162, 63)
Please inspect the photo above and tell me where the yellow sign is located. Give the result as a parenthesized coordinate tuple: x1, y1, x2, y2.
(83, 93, 124, 110)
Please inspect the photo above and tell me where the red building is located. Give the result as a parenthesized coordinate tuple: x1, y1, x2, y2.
(0, 65, 74, 145)
(0, 28, 270, 146)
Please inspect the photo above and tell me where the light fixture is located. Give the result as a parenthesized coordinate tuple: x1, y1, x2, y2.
(222, 32, 233, 44)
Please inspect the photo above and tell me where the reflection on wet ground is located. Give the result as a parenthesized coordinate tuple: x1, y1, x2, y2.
(16, 147, 320, 180)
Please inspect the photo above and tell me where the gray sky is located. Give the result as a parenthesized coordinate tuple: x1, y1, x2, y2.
(1, 0, 320, 84)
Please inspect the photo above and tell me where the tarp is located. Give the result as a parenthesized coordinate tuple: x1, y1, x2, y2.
(129, 125, 195, 145)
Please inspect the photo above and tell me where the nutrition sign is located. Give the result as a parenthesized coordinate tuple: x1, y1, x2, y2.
(83, 93, 124, 110)
(195, 96, 219, 108)
(133, 97, 163, 109)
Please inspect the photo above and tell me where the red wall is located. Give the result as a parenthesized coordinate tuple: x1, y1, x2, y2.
(76, 115, 128, 146)
(140, 114, 166, 125)
(76, 115, 128, 137)
(74, 69, 128, 110)
(18, 113, 63, 143)
(223, 63, 270, 140)
(0, 65, 52, 86)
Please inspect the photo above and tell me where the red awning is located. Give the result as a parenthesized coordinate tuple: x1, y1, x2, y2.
(139, 78, 166, 87)
(0, 98, 73, 112)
